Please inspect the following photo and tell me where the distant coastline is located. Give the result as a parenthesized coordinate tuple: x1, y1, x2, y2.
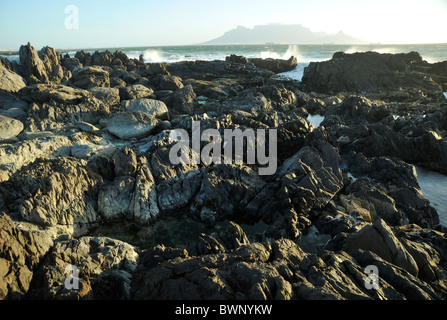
(0, 50, 18, 56)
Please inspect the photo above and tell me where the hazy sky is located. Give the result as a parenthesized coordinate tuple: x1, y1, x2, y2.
(1, 0, 446, 49)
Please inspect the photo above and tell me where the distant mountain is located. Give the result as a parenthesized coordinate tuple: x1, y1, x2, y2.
(202, 24, 366, 45)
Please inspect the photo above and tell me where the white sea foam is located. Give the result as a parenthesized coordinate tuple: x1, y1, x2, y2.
(142, 49, 165, 62)
(260, 44, 303, 61)
(345, 46, 400, 55)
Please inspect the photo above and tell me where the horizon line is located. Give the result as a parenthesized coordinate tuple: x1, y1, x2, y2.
(1, 42, 447, 54)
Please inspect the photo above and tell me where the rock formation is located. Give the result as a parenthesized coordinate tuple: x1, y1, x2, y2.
(0, 44, 446, 301)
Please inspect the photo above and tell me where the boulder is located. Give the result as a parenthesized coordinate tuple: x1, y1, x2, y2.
(248, 56, 298, 73)
(72, 67, 110, 89)
(0, 65, 27, 92)
(153, 74, 184, 91)
(162, 84, 198, 115)
(104, 112, 159, 140)
(121, 98, 168, 119)
(0, 115, 24, 139)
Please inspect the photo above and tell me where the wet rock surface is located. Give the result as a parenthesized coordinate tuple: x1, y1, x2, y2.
(0, 44, 447, 300)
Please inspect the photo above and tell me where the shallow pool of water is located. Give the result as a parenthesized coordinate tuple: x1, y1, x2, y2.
(415, 166, 447, 227)
(307, 114, 325, 128)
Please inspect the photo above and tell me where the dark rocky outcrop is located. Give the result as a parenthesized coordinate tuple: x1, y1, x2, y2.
(249, 56, 298, 74)
(302, 51, 443, 96)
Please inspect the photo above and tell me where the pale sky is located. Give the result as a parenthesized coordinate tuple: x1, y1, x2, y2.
(0, 0, 446, 49)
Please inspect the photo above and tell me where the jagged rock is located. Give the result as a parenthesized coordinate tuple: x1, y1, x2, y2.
(75, 50, 92, 67)
(278, 145, 344, 214)
(92, 50, 113, 67)
(131, 235, 445, 300)
(351, 249, 440, 300)
(142, 63, 171, 77)
(0, 157, 104, 236)
(191, 165, 266, 226)
(38, 46, 65, 84)
(344, 219, 419, 276)
(19, 42, 49, 84)
(325, 96, 390, 124)
(157, 170, 203, 213)
(166, 60, 274, 87)
(302, 51, 443, 95)
(342, 154, 440, 228)
(0, 214, 53, 300)
(27, 237, 139, 300)
(98, 149, 159, 224)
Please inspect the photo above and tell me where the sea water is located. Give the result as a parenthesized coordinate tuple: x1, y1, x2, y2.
(415, 166, 447, 227)
(307, 114, 325, 128)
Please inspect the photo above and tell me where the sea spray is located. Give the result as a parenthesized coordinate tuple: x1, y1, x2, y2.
(143, 49, 164, 62)
(260, 44, 302, 61)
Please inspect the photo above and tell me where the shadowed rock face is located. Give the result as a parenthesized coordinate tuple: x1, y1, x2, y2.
(0, 44, 447, 301)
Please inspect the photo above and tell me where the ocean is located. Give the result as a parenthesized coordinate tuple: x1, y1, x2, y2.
(2, 43, 447, 226)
